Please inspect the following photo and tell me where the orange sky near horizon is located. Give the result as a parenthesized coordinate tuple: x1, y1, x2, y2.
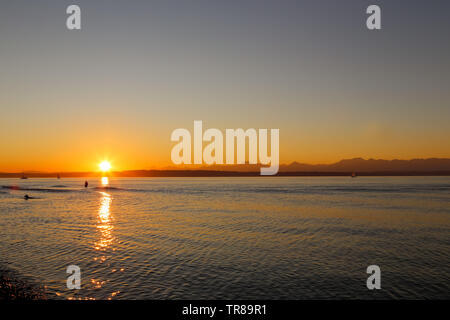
(1, 117, 449, 172)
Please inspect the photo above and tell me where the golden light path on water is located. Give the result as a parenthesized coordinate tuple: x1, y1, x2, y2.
(101, 176, 109, 186)
(95, 191, 113, 251)
(88, 177, 120, 299)
(67, 177, 119, 300)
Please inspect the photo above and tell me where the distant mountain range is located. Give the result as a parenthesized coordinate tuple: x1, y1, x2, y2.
(159, 158, 450, 173)
(281, 157, 450, 172)
(2, 158, 450, 177)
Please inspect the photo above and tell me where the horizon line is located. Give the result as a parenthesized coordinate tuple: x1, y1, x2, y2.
(2, 157, 450, 174)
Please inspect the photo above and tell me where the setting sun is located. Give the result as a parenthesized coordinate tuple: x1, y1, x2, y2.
(99, 161, 112, 172)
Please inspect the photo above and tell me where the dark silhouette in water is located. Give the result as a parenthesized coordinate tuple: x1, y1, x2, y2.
(24, 194, 35, 200)
(84, 181, 88, 188)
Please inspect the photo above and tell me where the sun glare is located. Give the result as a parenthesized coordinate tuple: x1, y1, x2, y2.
(99, 161, 112, 172)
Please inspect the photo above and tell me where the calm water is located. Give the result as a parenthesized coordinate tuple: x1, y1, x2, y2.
(0, 177, 449, 299)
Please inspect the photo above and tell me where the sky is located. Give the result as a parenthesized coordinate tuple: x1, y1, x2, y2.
(0, 0, 449, 172)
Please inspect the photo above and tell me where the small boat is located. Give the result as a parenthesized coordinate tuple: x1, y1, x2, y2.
(20, 173, 28, 179)
(351, 172, 357, 178)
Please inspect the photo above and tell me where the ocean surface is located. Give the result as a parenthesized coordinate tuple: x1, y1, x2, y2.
(0, 177, 449, 300)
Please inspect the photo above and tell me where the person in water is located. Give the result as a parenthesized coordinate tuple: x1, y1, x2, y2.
(84, 181, 88, 188)
(24, 194, 32, 200)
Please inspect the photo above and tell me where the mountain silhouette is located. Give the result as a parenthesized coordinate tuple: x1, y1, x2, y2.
(159, 158, 450, 173)
(281, 158, 450, 172)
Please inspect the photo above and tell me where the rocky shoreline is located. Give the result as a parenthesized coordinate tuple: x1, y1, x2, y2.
(0, 267, 46, 300)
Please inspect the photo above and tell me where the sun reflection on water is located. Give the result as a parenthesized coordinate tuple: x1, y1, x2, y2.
(94, 191, 114, 252)
(89, 190, 115, 295)
(101, 176, 109, 186)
